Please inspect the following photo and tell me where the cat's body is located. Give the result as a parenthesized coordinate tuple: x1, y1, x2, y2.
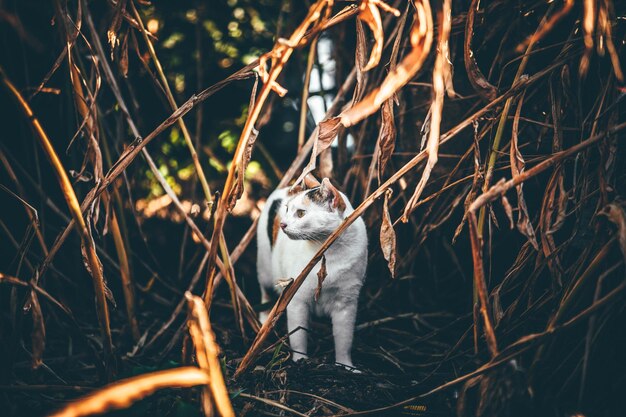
(256, 178, 367, 369)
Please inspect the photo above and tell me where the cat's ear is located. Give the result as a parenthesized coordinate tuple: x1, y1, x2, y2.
(320, 178, 346, 211)
(303, 174, 321, 189)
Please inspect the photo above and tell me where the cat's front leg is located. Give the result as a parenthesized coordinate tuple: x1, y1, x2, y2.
(287, 301, 310, 361)
(259, 286, 271, 324)
(331, 301, 358, 370)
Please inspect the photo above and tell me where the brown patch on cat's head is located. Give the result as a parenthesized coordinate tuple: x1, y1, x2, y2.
(304, 178, 346, 212)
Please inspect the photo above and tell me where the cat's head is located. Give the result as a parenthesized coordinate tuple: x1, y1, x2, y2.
(280, 178, 346, 242)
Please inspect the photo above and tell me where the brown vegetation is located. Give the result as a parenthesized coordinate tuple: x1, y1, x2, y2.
(0, 0, 625, 416)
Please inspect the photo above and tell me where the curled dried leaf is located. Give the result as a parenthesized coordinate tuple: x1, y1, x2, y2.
(353, 19, 369, 104)
(464, 0, 497, 101)
(377, 98, 396, 180)
(340, 0, 433, 128)
(228, 74, 260, 210)
(292, 117, 342, 188)
(107, 0, 127, 55)
(357, 1, 401, 72)
(380, 188, 397, 278)
(401, 0, 451, 222)
(357, 1, 384, 72)
(315, 255, 327, 301)
(317, 117, 342, 152)
(228, 127, 259, 211)
(118, 29, 129, 77)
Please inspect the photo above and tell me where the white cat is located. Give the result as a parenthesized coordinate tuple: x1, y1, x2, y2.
(256, 176, 367, 369)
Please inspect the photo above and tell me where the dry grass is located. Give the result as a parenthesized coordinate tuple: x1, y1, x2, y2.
(0, 0, 625, 416)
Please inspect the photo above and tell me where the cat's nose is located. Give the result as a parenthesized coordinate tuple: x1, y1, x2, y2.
(280, 222, 287, 229)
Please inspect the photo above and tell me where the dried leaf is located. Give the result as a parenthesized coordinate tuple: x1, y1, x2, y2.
(357, 1, 400, 72)
(293, 117, 342, 188)
(319, 147, 334, 179)
(464, 0, 497, 101)
(317, 117, 342, 152)
(29, 290, 45, 369)
(48, 367, 211, 417)
(401, 0, 451, 222)
(228, 127, 259, 211)
(380, 189, 397, 278)
(118, 29, 129, 77)
(510, 93, 539, 250)
(492, 287, 504, 325)
(228, 74, 260, 211)
(357, 1, 384, 72)
(389, 3, 409, 73)
(340, 0, 433, 128)
(315, 255, 327, 301)
(107, 0, 127, 55)
(353, 19, 368, 105)
(374, 6, 404, 183)
(377, 98, 396, 179)
(2, 65, 114, 371)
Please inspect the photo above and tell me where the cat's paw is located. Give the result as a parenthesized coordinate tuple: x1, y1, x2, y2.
(336, 362, 361, 373)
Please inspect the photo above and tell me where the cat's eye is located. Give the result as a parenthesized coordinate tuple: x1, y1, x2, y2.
(296, 209, 306, 218)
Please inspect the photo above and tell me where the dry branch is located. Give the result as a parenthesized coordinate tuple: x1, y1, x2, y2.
(235, 61, 559, 376)
(0, 66, 114, 375)
(48, 367, 211, 417)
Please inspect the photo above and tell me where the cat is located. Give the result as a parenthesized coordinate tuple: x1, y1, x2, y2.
(256, 176, 368, 370)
